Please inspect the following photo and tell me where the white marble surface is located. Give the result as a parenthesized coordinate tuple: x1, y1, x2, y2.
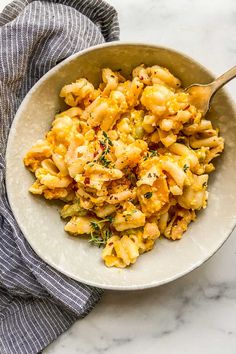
(1, 0, 236, 353)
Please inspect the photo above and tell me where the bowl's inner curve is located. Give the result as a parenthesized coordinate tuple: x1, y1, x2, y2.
(6, 44, 236, 289)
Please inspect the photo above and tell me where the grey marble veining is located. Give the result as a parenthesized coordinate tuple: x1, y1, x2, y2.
(43, 234, 236, 353)
(45, 235, 236, 354)
(1, 0, 236, 353)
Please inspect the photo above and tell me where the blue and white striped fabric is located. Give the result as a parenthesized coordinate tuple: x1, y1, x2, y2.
(0, 1, 119, 353)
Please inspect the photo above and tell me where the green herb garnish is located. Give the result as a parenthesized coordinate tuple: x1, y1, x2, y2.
(102, 131, 113, 146)
(183, 164, 189, 173)
(98, 155, 111, 167)
(89, 233, 107, 247)
(103, 228, 112, 239)
(106, 215, 113, 223)
(90, 221, 100, 232)
(143, 150, 158, 161)
(89, 220, 112, 248)
(97, 131, 113, 167)
(99, 140, 106, 148)
(144, 192, 153, 199)
(149, 150, 158, 157)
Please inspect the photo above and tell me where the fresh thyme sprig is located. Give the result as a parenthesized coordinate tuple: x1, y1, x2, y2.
(89, 218, 113, 247)
(89, 232, 108, 247)
(90, 221, 100, 232)
(102, 131, 113, 146)
(183, 164, 189, 173)
(89, 228, 112, 247)
(97, 131, 113, 167)
(143, 150, 158, 161)
(98, 154, 111, 167)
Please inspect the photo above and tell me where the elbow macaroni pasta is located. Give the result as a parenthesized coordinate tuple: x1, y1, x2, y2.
(24, 64, 224, 268)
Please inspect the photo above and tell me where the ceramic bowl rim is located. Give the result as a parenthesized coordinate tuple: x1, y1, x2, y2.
(6, 41, 236, 290)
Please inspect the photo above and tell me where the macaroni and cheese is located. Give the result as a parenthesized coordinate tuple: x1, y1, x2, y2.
(24, 65, 224, 268)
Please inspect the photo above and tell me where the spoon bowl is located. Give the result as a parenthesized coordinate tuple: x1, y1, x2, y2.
(186, 66, 236, 115)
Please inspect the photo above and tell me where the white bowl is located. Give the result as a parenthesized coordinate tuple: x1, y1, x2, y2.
(6, 42, 236, 290)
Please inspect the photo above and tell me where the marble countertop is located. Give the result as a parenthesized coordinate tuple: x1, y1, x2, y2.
(1, 0, 236, 353)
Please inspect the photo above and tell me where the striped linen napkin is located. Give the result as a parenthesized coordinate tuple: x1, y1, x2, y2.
(0, 1, 119, 353)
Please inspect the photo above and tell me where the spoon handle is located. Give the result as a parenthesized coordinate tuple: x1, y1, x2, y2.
(212, 66, 236, 94)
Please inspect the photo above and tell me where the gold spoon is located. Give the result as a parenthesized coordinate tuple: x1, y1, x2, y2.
(186, 66, 236, 115)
